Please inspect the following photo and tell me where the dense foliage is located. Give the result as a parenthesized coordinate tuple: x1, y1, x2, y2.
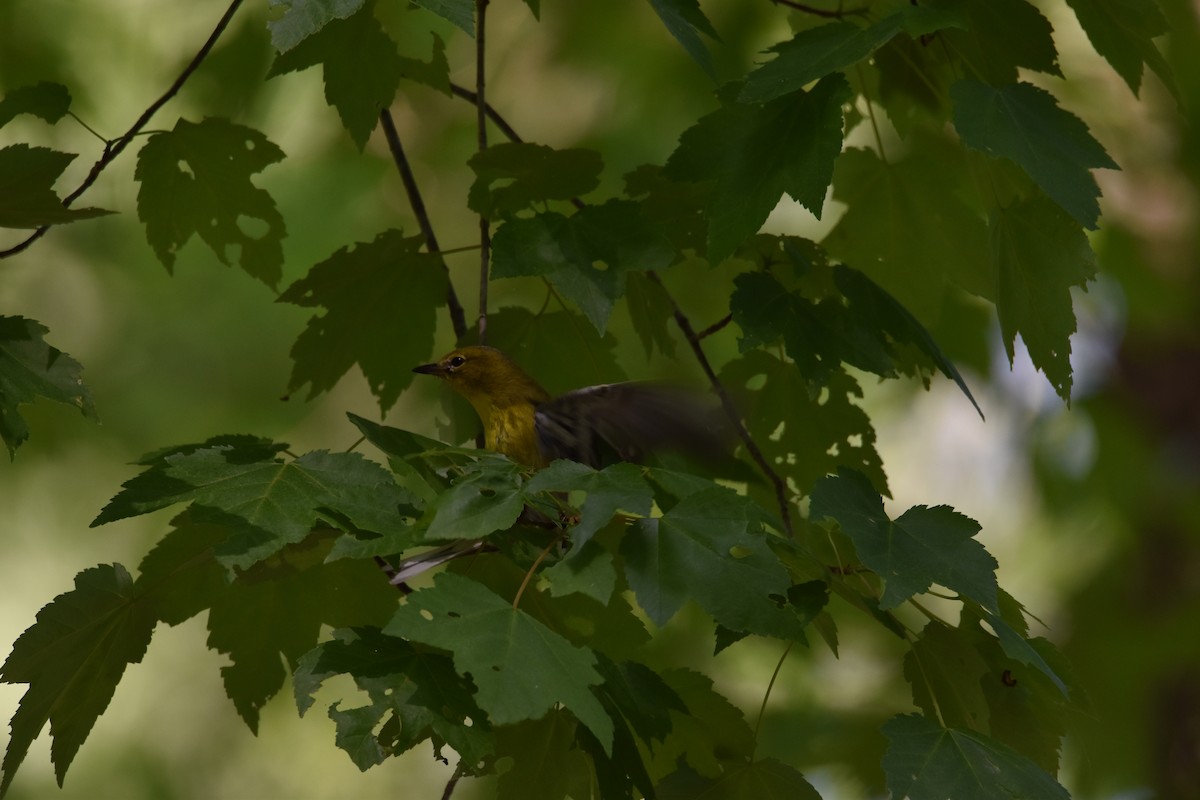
(2, 1, 1195, 798)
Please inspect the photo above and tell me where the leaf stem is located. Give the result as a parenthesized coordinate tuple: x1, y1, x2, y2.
(513, 536, 560, 610)
(378, 109, 468, 341)
(0, 0, 245, 260)
(751, 641, 794, 761)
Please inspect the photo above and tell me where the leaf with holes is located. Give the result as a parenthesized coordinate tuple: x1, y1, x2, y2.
(135, 118, 285, 286)
(279, 229, 447, 412)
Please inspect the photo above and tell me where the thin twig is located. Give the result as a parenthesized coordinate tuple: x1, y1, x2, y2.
(648, 272, 794, 536)
(770, 0, 869, 18)
(441, 763, 466, 800)
(449, 83, 524, 144)
(474, 0, 491, 345)
(378, 109, 468, 340)
(0, 0, 245, 260)
(695, 313, 733, 341)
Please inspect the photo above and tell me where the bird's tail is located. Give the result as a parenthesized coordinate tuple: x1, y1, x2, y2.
(390, 540, 489, 585)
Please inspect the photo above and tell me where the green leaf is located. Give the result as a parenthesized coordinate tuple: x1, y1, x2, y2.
(491, 200, 675, 331)
(1064, 0, 1176, 98)
(468, 142, 603, 218)
(385, 572, 614, 752)
(833, 265, 983, 418)
(809, 469, 998, 611)
(92, 436, 286, 526)
(411, 0, 474, 36)
(647, 0, 720, 81)
(420, 455, 526, 542)
(821, 144, 990, 320)
(0, 316, 97, 458)
(990, 195, 1097, 401)
(959, 611, 1072, 771)
(279, 229, 448, 412)
(624, 270, 678, 358)
(952, 79, 1118, 230)
(0, 145, 113, 228)
(525, 460, 653, 550)
(397, 32, 451, 95)
(933, 0, 1061, 84)
(134, 510, 229, 626)
(739, 12, 905, 103)
(0, 565, 157, 796)
(0, 82, 71, 127)
(266, 0, 366, 52)
(206, 539, 397, 731)
(593, 656, 687, 745)
(543, 540, 618, 604)
(659, 758, 822, 800)
(904, 621, 991, 732)
(293, 628, 488, 763)
(650, 668, 755, 778)
(495, 711, 586, 800)
(95, 447, 410, 571)
(667, 74, 850, 263)
(718, 350, 888, 497)
(881, 714, 1070, 800)
(269, 3, 403, 149)
(621, 486, 808, 640)
(134, 118, 286, 286)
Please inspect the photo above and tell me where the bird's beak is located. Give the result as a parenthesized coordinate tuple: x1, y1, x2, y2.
(413, 361, 444, 376)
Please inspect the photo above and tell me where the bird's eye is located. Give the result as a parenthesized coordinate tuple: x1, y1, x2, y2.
(448, 356, 466, 368)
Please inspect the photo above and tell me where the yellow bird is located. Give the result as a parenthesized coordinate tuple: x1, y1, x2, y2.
(412, 345, 727, 469)
(392, 345, 727, 582)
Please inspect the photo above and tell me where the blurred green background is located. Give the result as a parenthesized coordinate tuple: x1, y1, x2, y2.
(2, 1, 1198, 798)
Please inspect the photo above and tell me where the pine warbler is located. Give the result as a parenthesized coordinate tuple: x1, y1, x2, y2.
(412, 345, 725, 468)
(392, 345, 726, 583)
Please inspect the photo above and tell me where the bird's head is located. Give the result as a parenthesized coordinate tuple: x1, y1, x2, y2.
(413, 346, 549, 410)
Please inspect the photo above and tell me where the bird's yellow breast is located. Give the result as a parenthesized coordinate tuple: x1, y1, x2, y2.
(479, 401, 545, 468)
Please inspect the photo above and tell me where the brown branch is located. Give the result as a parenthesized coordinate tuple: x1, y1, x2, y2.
(378, 109, 468, 341)
(770, 0, 869, 18)
(647, 272, 794, 536)
(449, 83, 524, 144)
(0, 0, 245, 260)
(474, 0, 492, 345)
(695, 313, 733, 341)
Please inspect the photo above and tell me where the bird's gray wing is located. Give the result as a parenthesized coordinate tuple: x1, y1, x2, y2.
(534, 382, 729, 468)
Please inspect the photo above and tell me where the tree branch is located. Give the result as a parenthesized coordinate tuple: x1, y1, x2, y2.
(0, 0, 245, 260)
(449, 83, 524, 144)
(378, 109, 468, 341)
(695, 313, 733, 341)
(647, 272, 794, 536)
(474, 0, 492, 345)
